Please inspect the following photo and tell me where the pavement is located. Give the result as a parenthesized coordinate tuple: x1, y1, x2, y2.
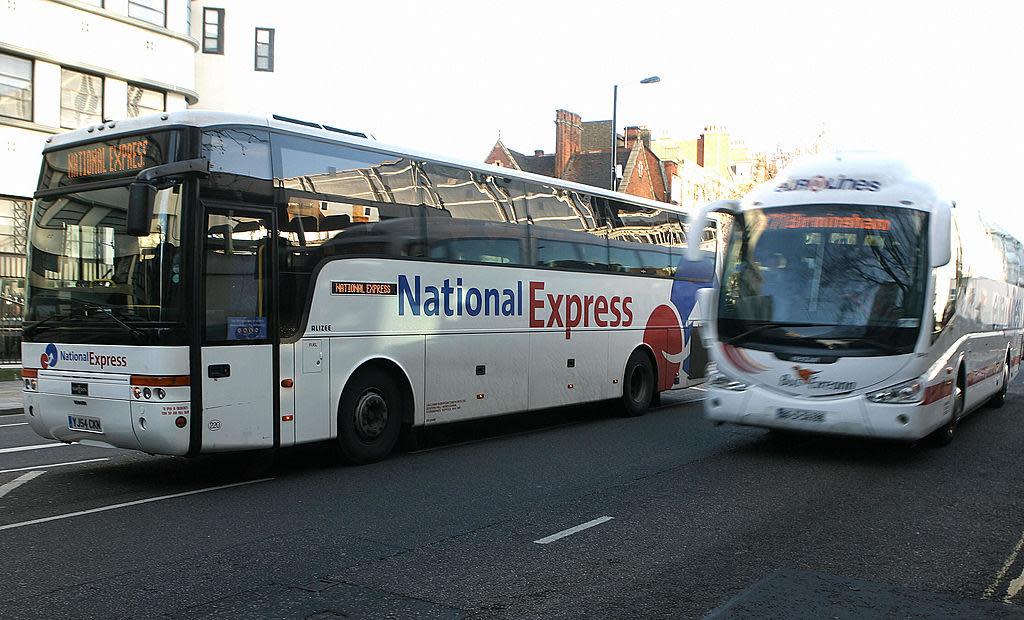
(0, 378, 23, 414)
(1, 385, 1024, 618)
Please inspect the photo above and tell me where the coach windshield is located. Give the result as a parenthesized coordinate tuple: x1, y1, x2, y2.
(718, 205, 928, 355)
(25, 185, 185, 343)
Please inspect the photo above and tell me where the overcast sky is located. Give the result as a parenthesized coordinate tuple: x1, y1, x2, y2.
(238, 0, 1024, 236)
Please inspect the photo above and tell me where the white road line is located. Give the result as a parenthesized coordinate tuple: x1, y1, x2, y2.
(0, 422, 27, 428)
(0, 443, 67, 454)
(0, 478, 273, 532)
(1007, 567, 1024, 602)
(534, 516, 614, 544)
(0, 457, 109, 474)
(0, 471, 44, 498)
(984, 529, 1024, 599)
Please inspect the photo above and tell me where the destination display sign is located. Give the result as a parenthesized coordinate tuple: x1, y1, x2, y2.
(40, 131, 180, 190)
(331, 281, 397, 295)
(765, 213, 891, 232)
(65, 138, 150, 179)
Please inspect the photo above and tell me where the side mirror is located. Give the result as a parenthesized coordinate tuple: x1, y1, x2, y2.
(694, 287, 718, 347)
(127, 182, 156, 236)
(687, 199, 740, 262)
(929, 202, 952, 267)
(126, 158, 211, 236)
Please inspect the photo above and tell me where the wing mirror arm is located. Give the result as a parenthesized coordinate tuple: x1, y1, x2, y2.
(686, 199, 741, 261)
(127, 158, 210, 236)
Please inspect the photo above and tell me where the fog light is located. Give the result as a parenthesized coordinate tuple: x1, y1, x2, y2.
(175, 416, 187, 428)
(897, 414, 909, 425)
(143, 387, 152, 399)
(155, 388, 166, 400)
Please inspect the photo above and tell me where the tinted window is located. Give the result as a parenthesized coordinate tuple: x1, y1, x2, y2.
(606, 199, 675, 276)
(203, 128, 272, 179)
(422, 163, 512, 222)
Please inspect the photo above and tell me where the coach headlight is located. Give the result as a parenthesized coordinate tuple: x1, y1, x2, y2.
(706, 363, 749, 391)
(867, 378, 923, 404)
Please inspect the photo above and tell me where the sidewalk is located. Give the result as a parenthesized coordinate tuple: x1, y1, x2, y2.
(0, 379, 24, 415)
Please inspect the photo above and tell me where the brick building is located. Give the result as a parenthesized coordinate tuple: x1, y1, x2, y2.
(485, 109, 672, 202)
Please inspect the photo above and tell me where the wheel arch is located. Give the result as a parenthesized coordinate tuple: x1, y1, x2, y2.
(339, 357, 417, 430)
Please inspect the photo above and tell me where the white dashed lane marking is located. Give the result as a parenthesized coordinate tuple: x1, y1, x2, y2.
(0, 471, 45, 499)
(534, 516, 614, 544)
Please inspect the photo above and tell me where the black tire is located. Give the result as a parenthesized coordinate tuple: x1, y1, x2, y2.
(988, 358, 1010, 409)
(620, 349, 656, 417)
(931, 372, 964, 447)
(337, 367, 404, 464)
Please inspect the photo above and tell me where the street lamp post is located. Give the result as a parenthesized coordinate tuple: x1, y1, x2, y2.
(610, 75, 661, 191)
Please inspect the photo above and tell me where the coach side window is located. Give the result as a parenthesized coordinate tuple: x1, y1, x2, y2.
(273, 133, 434, 206)
(421, 163, 512, 222)
(606, 199, 674, 277)
(529, 188, 609, 271)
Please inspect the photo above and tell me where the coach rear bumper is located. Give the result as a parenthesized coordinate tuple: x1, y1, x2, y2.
(703, 384, 949, 440)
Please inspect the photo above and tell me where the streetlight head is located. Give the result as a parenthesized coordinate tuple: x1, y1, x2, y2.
(640, 76, 661, 84)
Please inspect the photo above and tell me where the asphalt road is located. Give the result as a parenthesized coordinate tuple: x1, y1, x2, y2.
(2, 384, 1024, 619)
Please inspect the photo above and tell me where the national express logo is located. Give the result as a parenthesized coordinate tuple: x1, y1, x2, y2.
(377, 262, 715, 392)
(39, 343, 127, 370)
(395, 275, 635, 339)
(40, 343, 58, 369)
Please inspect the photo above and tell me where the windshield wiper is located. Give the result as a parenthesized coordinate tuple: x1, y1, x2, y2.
(30, 299, 147, 340)
(824, 337, 904, 354)
(723, 322, 817, 345)
(67, 300, 147, 340)
(24, 311, 78, 337)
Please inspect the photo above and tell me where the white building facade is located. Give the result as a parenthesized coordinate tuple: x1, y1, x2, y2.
(191, 0, 279, 114)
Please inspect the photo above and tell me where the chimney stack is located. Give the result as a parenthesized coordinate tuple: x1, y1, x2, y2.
(534, 149, 545, 157)
(625, 125, 651, 149)
(554, 109, 582, 178)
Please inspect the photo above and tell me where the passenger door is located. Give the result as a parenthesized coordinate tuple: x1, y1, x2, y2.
(199, 207, 276, 451)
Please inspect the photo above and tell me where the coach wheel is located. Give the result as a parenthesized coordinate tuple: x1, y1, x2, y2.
(932, 372, 964, 447)
(337, 367, 403, 464)
(989, 357, 1010, 409)
(620, 350, 655, 417)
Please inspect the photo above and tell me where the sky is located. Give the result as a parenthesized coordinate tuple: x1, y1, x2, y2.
(238, 0, 1024, 236)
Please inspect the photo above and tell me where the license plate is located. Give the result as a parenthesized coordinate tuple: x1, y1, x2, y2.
(776, 408, 825, 423)
(68, 415, 102, 433)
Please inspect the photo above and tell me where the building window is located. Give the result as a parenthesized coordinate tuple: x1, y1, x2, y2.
(0, 53, 32, 122)
(60, 69, 103, 129)
(255, 28, 274, 71)
(203, 8, 224, 54)
(186, 0, 191, 36)
(127, 84, 164, 118)
(128, 0, 166, 27)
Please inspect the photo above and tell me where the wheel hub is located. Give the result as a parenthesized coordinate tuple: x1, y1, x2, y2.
(354, 391, 388, 441)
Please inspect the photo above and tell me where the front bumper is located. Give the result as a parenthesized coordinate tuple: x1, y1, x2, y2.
(24, 391, 191, 456)
(703, 384, 949, 441)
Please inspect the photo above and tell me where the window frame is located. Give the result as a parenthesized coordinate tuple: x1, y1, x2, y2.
(255, 27, 275, 72)
(203, 7, 225, 54)
(0, 52, 33, 123)
(59, 67, 104, 130)
(126, 83, 166, 118)
(127, 0, 167, 28)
